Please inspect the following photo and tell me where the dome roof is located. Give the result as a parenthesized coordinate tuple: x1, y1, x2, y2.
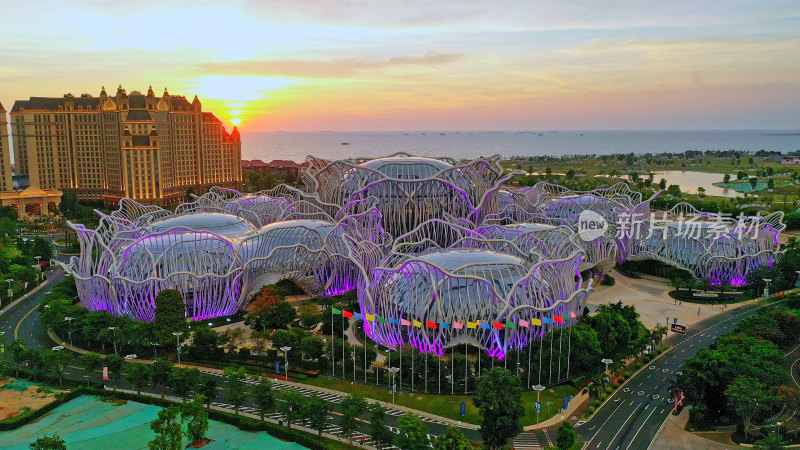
(504, 223, 556, 232)
(415, 249, 527, 275)
(255, 219, 335, 234)
(361, 156, 453, 180)
(148, 212, 256, 237)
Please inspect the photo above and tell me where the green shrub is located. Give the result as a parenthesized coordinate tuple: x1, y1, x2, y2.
(587, 406, 595, 414)
(604, 275, 616, 286)
(624, 370, 632, 377)
(605, 386, 613, 394)
(594, 399, 601, 407)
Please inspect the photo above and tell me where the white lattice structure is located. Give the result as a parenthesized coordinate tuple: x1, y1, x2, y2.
(346, 220, 593, 359)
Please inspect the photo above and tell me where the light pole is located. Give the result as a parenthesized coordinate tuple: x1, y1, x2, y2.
(172, 332, 183, 365)
(601, 358, 613, 374)
(64, 316, 75, 346)
(0, 331, 5, 354)
(533, 384, 545, 423)
(6, 279, 13, 298)
(762, 278, 772, 297)
(108, 327, 118, 355)
(280, 346, 291, 381)
(34, 256, 42, 280)
(388, 367, 400, 403)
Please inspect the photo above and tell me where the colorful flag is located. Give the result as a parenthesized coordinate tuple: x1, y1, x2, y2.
(453, 321, 464, 329)
(440, 321, 450, 329)
(506, 321, 516, 329)
(343, 310, 354, 318)
(353, 312, 363, 320)
(366, 314, 376, 321)
(377, 316, 388, 323)
(542, 317, 554, 324)
(480, 322, 491, 329)
(570, 311, 577, 318)
(531, 318, 542, 326)
(553, 315, 563, 323)
(493, 321, 504, 329)
(518, 319, 530, 328)
(389, 318, 400, 325)
(426, 320, 437, 329)
(401, 318, 411, 326)
(467, 321, 477, 329)
(332, 308, 342, 315)
(413, 319, 422, 327)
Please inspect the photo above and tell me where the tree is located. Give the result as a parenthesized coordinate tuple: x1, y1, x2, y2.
(754, 433, 788, 450)
(42, 350, 71, 386)
(298, 303, 321, 330)
(370, 403, 395, 450)
(280, 388, 305, 430)
(270, 329, 301, 351)
(433, 426, 473, 450)
(249, 284, 285, 314)
(152, 289, 187, 345)
(750, 177, 758, 191)
(150, 359, 174, 399)
(148, 405, 183, 450)
(768, 179, 775, 190)
(320, 311, 350, 336)
(252, 376, 276, 421)
(223, 367, 248, 415)
(197, 374, 218, 409)
(79, 352, 103, 385)
(187, 327, 223, 359)
(300, 335, 325, 360)
(396, 413, 430, 450)
(245, 301, 297, 331)
(182, 395, 209, 446)
(104, 354, 125, 392)
(472, 368, 525, 449)
(340, 393, 368, 445)
(659, 178, 667, 190)
(303, 394, 331, 438)
(171, 367, 200, 402)
(221, 327, 246, 354)
(723, 173, 731, 184)
(432, 426, 472, 449)
(557, 422, 577, 449)
(725, 376, 771, 435)
(29, 434, 66, 450)
(125, 363, 151, 395)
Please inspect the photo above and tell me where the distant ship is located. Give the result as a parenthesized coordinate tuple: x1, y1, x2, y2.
(341, 142, 350, 145)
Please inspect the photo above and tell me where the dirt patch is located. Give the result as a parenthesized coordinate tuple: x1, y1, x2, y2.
(188, 438, 214, 447)
(0, 378, 65, 421)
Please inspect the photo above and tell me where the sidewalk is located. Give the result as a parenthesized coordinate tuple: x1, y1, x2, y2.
(523, 390, 589, 431)
(650, 408, 739, 449)
(48, 330, 479, 430)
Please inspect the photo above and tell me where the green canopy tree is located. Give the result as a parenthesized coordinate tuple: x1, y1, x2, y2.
(171, 367, 200, 402)
(148, 405, 183, 450)
(395, 413, 430, 450)
(152, 289, 187, 345)
(150, 359, 174, 399)
(303, 394, 330, 438)
(280, 388, 305, 430)
(557, 422, 577, 449)
(725, 376, 771, 435)
(252, 376, 276, 421)
(370, 403, 394, 450)
(104, 354, 125, 391)
(79, 352, 103, 385)
(223, 367, 248, 415)
(432, 426, 473, 449)
(197, 374, 218, 409)
(182, 395, 209, 446)
(42, 350, 71, 386)
(29, 434, 67, 450)
(340, 393, 368, 445)
(472, 368, 525, 449)
(124, 363, 151, 395)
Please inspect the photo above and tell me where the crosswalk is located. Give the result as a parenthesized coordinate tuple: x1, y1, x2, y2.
(200, 370, 450, 426)
(512, 431, 541, 449)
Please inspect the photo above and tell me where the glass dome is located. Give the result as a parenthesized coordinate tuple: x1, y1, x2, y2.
(148, 212, 256, 237)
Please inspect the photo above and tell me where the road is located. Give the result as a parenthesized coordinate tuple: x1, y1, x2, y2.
(577, 298, 787, 450)
(0, 266, 65, 351)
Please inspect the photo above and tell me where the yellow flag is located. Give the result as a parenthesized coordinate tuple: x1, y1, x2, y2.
(413, 319, 422, 327)
(531, 318, 542, 326)
(366, 314, 376, 321)
(467, 321, 477, 329)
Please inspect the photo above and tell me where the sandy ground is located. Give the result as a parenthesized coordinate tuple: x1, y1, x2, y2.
(0, 379, 63, 420)
(587, 270, 726, 329)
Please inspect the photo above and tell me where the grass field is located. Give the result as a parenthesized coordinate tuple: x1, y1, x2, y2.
(301, 375, 578, 426)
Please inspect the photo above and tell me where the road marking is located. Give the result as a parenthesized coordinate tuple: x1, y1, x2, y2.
(586, 399, 627, 448)
(608, 404, 641, 450)
(625, 404, 658, 450)
(14, 302, 41, 340)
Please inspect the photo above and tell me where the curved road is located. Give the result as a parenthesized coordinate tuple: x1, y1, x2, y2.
(577, 297, 789, 450)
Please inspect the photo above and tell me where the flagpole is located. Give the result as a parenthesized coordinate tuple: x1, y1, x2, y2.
(399, 344, 403, 392)
(451, 348, 454, 394)
(342, 314, 345, 376)
(364, 339, 367, 383)
(548, 320, 554, 385)
(331, 306, 335, 378)
(425, 352, 428, 394)
(438, 351, 441, 395)
(558, 319, 563, 382)
(538, 323, 544, 385)
(566, 314, 573, 380)
(464, 342, 468, 395)
(527, 326, 532, 388)
(411, 347, 415, 392)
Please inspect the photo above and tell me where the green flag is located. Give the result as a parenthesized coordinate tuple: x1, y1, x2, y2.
(332, 307, 342, 315)
(376, 316, 388, 323)
(506, 321, 516, 329)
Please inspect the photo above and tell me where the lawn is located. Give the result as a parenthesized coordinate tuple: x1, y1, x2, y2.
(301, 375, 578, 426)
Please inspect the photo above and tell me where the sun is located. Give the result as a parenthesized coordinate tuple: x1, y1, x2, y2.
(231, 118, 242, 126)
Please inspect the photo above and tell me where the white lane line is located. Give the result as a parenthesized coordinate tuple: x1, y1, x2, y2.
(625, 406, 659, 450)
(608, 404, 642, 450)
(586, 400, 627, 448)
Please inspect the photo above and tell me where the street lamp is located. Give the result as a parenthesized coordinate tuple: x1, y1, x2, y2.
(64, 316, 75, 346)
(6, 279, 13, 298)
(34, 256, 41, 279)
(280, 346, 291, 381)
(108, 327, 118, 355)
(763, 278, 772, 298)
(601, 358, 613, 374)
(0, 331, 5, 354)
(533, 384, 545, 423)
(388, 367, 400, 403)
(172, 332, 183, 365)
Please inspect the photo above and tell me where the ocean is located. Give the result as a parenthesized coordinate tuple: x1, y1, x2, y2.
(240, 129, 800, 163)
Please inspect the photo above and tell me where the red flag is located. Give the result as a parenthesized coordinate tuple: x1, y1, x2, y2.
(102, 367, 108, 381)
(426, 320, 437, 329)
(553, 315, 564, 323)
(493, 321, 504, 329)
(343, 310, 354, 318)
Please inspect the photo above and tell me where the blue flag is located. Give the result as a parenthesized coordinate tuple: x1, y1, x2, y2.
(275, 360, 280, 374)
(440, 321, 450, 329)
(542, 317, 555, 325)
(480, 322, 491, 329)
(353, 313, 363, 320)
(389, 318, 400, 325)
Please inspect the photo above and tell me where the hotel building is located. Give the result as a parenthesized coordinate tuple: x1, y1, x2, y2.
(5, 85, 242, 209)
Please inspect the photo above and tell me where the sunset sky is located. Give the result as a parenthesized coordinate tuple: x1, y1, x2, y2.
(1, 0, 799, 131)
